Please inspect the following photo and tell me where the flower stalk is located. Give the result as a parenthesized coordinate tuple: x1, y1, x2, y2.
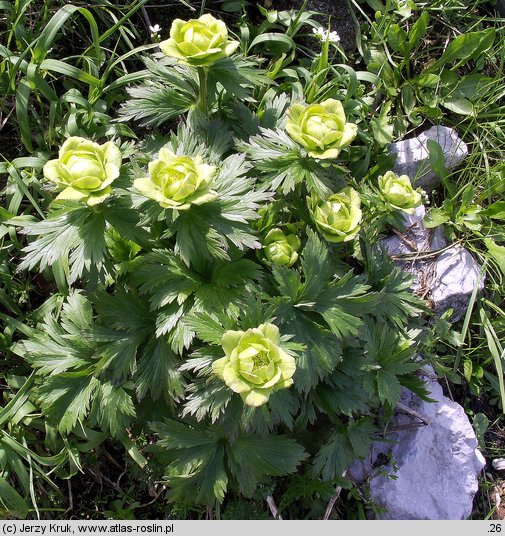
(197, 67, 209, 116)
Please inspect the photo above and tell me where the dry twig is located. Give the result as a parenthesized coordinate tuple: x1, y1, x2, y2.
(266, 495, 282, 520)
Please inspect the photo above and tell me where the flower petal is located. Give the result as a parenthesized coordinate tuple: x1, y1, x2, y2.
(212, 356, 229, 380)
(221, 330, 244, 357)
(223, 363, 251, 393)
(241, 387, 273, 407)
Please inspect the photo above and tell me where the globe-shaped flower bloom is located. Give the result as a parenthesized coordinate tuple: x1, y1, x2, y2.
(286, 99, 358, 159)
(134, 148, 218, 210)
(263, 228, 301, 267)
(159, 14, 239, 67)
(43, 137, 122, 205)
(212, 323, 296, 407)
(379, 171, 422, 214)
(309, 187, 362, 243)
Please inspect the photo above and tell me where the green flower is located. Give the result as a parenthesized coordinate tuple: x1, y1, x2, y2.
(43, 137, 122, 205)
(286, 99, 358, 159)
(212, 323, 296, 407)
(309, 187, 362, 243)
(379, 171, 422, 214)
(134, 148, 218, 210)
(263, 228, 301, 267)
(159, 14, 239, 67)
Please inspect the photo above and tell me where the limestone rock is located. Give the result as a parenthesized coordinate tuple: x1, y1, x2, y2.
(390, 126, 468, 193)
(492, 459, 505, 471)
(379, 205, 484, 322)
(367, 371, 486, 519)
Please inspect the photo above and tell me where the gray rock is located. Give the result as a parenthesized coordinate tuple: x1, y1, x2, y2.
(492, 458, 505, 471)
(379, 205, 484, 321)
(367, 370, 486, 519)
(390, 126, 468, 193)
(430, 245, 485, 319)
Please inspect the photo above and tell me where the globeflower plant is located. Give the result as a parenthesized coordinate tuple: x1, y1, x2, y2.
(212, 323, 296, 407)
(263, 228, 301, 267)
(134, 148, 218, 209)
(379, 171, 423, 213)
(43, 136, 122, 205)
(309, 187, 362, 242)
(286, 99, 358, 159)
(159, 14, 240, 67)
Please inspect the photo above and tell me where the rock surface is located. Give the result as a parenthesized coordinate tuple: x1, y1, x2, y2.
(493, 459, 505, 471)
(349, 369, 486, 519)
(390, 126, 468, 193)
(380, 206, 484, 322)
(363, 196, 486, 518)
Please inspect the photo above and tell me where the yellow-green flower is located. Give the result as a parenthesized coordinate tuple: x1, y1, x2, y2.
(212, 323, 296, 407)
(43, 137, 121, 205)
(309, 187, 362, 243)
(160, 14, 239, 67)
(134, 148, 218, 210)
(379, 171, 422, 214)
(263, 228, 301, 267)
(286, 99, 357, 159)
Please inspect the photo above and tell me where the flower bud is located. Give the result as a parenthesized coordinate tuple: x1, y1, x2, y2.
(379, 171, 422, 213)
(212, 323, 296, 407)
(43, 137, 122, 205)
(286, 99, 357, 159)
(160, 14, 239, 67)
(309, 187, 362, 242)
(263, 228, 301, 267)
(134, 148, 217, 210)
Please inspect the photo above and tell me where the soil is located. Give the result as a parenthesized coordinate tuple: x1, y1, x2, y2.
(271, 0, 357, 51)
(142, 0, 357, 52)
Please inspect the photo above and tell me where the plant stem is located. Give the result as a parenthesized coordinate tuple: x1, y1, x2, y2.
(197, 67, 208, 116)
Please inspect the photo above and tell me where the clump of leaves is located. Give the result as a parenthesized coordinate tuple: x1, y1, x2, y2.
(7, 8, 432, 514)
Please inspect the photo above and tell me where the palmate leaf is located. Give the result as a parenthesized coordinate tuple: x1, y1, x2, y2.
(150, 420, 307, 504)
(298, 230, 340, 300)
(312, 371, 371, 417)
(182, 378, 233, 423)
(364, 247, 426, 325)
(90, 381, 136, 438)
(207, 56, 270, 102)
(38, 372, 99, 434)
(135, 337, 186, 402)
(360, 318, 422, 407)
(118, 84, 195, 128)
(308, 272, 375, 339)
(165, 114, 233, 164)
(132, 249, 202, 310)
(312, 418, 376, 481)
(14, 291, 140, 437)
(13, 291, 96, 375)
(271, 232, 372, 340)
(150, 420, 228, 505)
(117, 57, 198, 128)
(18, 205, 110, 284)
(274, 304, 342, 392)
(94, 288, 155, 333)
(225, 434, 308, 496)
(170, 155, 271, 265)
(92, 290, 155, 382)
(237, 128, 334, 197)
(183, 312, 227, 346)
(93, 328, 146, 383)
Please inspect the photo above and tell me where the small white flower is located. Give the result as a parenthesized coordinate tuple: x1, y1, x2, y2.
(149, 24, 161, 34)
(312, 26, 340, 44)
